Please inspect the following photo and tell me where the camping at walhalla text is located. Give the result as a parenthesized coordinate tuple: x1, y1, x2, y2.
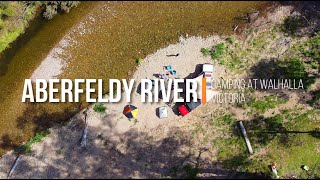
(21, 78, 304, 103)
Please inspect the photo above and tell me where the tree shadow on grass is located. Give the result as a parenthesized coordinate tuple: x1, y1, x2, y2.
(231, 116, 320, 150)
(278, 1, 320, 37)
(1, 111, 273, 179)
(248, 58, 317, 106)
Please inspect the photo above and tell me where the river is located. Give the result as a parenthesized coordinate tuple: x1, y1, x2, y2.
(0, 1, 270, 156)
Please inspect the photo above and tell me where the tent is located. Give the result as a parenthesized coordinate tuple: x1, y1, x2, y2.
(157, 106, 168, 119)
(123, 105, 139, 119)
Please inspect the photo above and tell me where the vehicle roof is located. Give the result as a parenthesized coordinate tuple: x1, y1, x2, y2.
(203, 64, 213, 71)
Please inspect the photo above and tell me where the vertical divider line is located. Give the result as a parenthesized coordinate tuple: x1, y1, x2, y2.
(202, 78, 206, 104)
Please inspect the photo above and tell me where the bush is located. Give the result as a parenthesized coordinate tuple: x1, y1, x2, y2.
(279, 58, 316, 89)
(307, 90, 320, 108)
(93, 102, 106, 113)
(43, 4, 58, 19)
(226, 36, 235, 44)
(136, 58, 143, 65)
(15, 130, 50, 154)
(3, 5, 15, 17)
(301, 33, 320, 61)
(42, 1, 80, 19)
(282, 15, 303, 36)
(200, 47, 211, 56)
(0, 19, 5, 29)
(211, 43, 225, 59)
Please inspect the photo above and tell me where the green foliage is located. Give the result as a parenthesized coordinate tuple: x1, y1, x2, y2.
(221, 114, 235, 125)
(209, 109, 320, 177)
(300, 33, 320, 62)
(43, 4, 58, 20)
(15, 130, 50, 154)
(200, 47, 211, 56)
(279, 58, 305, 79)
(0, 25, 25, 52)
(93, 102, 106, 113)
(278, 58, 316, 89)
(136, 58, 143, 65)
(226, 36, 235, 44)
(182, 164, 199, 179)
(0, 2, 9, 9)
(211, 43, 225, 59)
(282, 15, 303, 36)
(0, 19, 5, 29)
(2, 4, 15, 17)
(41, 1, 80, 19)
(248, 95, 285, 113)
(201, 43, 225, 60)
(0, 2, 39, 53)
(307, 89, 320, 108)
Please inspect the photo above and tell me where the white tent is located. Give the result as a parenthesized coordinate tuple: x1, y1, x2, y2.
(158, 106, 168, 119)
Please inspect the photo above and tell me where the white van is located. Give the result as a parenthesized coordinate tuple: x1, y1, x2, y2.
(202, 63, 214, 89)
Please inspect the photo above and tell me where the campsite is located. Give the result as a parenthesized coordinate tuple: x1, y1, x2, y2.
(0, 1, 319, 179)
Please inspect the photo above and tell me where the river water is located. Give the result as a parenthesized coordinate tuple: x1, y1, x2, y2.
(0, 1, 270, 156)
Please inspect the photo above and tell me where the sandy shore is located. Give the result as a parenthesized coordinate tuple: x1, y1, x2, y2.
(30, 13, 95, 82)
(0, 35, 228, 178)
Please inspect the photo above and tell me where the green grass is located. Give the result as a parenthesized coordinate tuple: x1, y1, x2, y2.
(211, 43, 225, 60)
(207, 109, 320, 178)
(247, 95, 286, 113)
(200, 47, 211, 56)
(196, 13, 320, 179)
(201, 43, 226, 60)
(14, 130, 50, 154)
(93, 102, 106, 113)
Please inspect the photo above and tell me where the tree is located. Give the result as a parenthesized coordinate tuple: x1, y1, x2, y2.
(42, 1, 80, 19)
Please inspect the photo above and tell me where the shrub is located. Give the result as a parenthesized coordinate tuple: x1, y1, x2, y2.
(93, 102, 106, 113)
(307, 90, 320, 108)
(3, 5, 15, 17)
(211, 43, 225, 60)
(282, 15, 303, 36)
(301, 33, 320, 61)
(136, 58, 143, 65)
(279, 58, 316, 89)
(200, 47, 211, 56)
(42, 1, 80, 19)
(15, 130, 50, 154)
(226, 36, 235, 44)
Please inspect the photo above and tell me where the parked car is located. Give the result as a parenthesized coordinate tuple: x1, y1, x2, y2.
(202, 63, 214, 89)
(186, 100, 201, 111)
